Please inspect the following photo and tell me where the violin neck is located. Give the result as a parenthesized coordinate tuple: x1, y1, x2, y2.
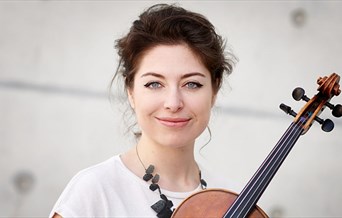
(224, 122, 304, 218)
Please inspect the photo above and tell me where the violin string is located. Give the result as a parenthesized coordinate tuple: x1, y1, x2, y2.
(241, 123, 303, 216)
(241, 121, 303, 215)
(238, 118, 306, 216)
(233, 122, 303, 216)
(234, 123, 301, 216)
(227, 117, 306, 217)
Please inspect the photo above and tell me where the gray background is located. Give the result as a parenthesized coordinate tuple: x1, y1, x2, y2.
(1, 0, 342, 217)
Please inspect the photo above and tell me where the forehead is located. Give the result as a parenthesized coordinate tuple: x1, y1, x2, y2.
(136, 44, 209, 77)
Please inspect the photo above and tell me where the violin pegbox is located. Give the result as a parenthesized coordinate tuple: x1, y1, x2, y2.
(317, 74, 342, 118)
(280, 73, 341, 133)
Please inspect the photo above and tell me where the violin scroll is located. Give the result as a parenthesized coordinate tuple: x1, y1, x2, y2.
(317, 74, 341, 97)
(280, 73, 341, 133)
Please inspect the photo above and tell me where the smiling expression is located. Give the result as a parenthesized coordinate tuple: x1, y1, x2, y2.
(128, 44, 216, 148)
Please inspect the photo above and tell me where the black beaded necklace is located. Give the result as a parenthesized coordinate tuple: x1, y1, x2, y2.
(136, 146, 207, 218)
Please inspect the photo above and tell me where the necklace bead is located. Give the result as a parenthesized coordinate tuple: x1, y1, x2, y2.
(136, 145, 206, 218)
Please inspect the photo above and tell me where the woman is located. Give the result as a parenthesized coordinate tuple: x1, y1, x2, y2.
(50, 3, 237, 218)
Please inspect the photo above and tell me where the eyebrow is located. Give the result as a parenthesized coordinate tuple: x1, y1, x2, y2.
(140, 72, 207, 79)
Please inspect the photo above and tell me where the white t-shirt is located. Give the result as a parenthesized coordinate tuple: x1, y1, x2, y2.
(49, 155, 239, 218)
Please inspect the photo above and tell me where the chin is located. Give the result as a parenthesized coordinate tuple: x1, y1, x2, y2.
(156, 135, 196, 149)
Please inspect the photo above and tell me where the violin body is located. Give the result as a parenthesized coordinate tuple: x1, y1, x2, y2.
(172, 189, 267, 218)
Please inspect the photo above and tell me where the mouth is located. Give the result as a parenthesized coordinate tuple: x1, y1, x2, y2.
(156, 117, 191, 128)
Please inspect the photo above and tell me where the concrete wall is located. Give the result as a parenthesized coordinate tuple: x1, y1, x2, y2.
(1, 1, 341, 217)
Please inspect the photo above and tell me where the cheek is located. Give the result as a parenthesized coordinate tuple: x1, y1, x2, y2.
(189, 93, 213, 119)
(133, 94, 160, 119)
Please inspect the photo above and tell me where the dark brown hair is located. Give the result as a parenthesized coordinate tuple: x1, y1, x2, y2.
(112, 3, 236, 94)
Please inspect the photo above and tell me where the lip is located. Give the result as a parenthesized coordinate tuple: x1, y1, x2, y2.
(156, 117, 191, 128)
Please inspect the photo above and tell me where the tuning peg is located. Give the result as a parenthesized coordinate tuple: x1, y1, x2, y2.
(293, 87, 342, 118)
(325, 102, 342, 118)
(322, 119, 334, 132)
(280, 103, 297, 117)
(292, 87, 310, 102)
(332, 104, 342, 117)
(280, 103, 334, 132)
(313, 115, 334, 132)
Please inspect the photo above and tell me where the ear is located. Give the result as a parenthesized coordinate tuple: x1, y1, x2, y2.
(127, 88, 135, 109)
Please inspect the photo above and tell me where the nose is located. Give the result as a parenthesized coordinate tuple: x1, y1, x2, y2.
(164, 88, 184, 112)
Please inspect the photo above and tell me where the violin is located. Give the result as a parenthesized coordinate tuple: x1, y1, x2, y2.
(172, 73, 342, 218)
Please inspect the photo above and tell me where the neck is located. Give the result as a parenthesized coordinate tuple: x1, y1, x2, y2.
(125, 135, 200, 192)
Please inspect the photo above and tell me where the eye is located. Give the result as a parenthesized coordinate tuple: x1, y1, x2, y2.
(185, 82, 203, 89)
(144, 81, 162, 89)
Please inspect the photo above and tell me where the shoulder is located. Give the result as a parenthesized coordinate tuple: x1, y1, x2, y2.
(58, 156, 120, 198)
(50, 154, 158, 217)
(49, 155, 126, 217)
(67, 156, 119, 186)
(79, 155, 120, 176)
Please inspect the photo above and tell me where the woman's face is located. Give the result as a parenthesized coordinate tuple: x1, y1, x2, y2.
(128, 44, 216, 148)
